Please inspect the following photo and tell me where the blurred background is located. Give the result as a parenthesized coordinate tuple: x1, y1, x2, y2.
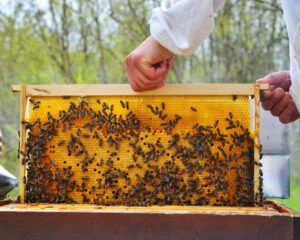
(0, 0, 299, 210)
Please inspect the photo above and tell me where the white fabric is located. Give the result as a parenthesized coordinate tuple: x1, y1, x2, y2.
(151, 0, 300, 113)
(150, 0, 225, 55)
(281, 0, 300, 112)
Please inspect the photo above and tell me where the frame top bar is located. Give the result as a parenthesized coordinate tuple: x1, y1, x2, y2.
(12, 84, 269, 96)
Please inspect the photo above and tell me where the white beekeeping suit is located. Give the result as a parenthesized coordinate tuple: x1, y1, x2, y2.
(150, 0, 300, 111)
(281, 0, 300, 112)
(150, 0, 225, 55)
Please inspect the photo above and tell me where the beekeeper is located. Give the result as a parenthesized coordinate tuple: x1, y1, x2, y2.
(125, 0, 300, 124)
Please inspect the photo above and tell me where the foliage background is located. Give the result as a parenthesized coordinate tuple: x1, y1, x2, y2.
(0, 0, 298, 211)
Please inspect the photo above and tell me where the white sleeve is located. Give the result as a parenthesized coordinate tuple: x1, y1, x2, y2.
(281, 0, 300, 111)
(289, 56, 300, 112)
(150, 0, 225, 55)
(289, 22, 300, 112)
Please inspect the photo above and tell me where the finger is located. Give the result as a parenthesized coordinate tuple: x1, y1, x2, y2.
(269, 71, 290, 90)
(127, 66, 149, 92)
(147, 82, 165, 91)
(151, 60, 169, 78)
(260, 90, 273, 101)
(270, 93, 291, 116)
(152, 72, 169, 85)
(125, 55, 141, 86)
(154, 59, 167, 69)
(256, 78, 268, 84)
(136, 61, 168, 84)
(257, 71, 291, 91)
(281, 73, 292, 91)
(261, 88, 285, 110)
(260, 72, 291, 101)
(130, 69, 166, 92)
(279, 102, 295, 124)
(132, 80, 164, 92)
(135, 66, 166, 87)
(257, 72, 288, 87)
(128, 75, 143, 92)
(278, 100, 300, 124)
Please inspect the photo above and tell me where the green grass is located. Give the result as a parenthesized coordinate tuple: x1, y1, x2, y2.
(6, 187, 18, 199)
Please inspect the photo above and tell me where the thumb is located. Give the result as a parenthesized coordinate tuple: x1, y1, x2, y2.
(256, 78, 268, 84)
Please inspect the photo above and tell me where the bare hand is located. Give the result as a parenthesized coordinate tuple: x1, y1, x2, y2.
(125, 36, 175, 92)
(257, 71, 300, 124)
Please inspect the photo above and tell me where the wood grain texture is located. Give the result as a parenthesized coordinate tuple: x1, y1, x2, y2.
(18, 85, 27, 204)
(254, 85, 261, 205)
(0, 203, 288, 215)
(0, 210, 293, 240)
(12, 84, 269, 96)
(0, 201, 297, 240)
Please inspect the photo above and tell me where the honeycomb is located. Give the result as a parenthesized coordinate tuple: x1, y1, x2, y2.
(21, 95, 259, 206)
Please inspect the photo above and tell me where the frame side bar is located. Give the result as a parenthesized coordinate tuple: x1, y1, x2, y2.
(254, 85, 262, 206)
(18, 85, 27, 203)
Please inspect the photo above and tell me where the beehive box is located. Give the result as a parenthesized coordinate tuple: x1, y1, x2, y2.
(12, 84, 266, 207)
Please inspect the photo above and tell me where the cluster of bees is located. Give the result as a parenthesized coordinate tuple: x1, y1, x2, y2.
(20, 96, 263, 206)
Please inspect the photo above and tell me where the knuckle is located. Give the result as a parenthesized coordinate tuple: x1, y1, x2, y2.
(131, 53, 141, 64)
(283, 94, 291, 103)
(278, 95, 290, 108)
(275, 88, 284, 96)
(279, 110, 292, 124)
(279, 114, 289, 124)
(140, 76, 152, 85)
(262, 102, 271, 111)
(149, 75, 157, 81)
(279, 116, 289, 124)
(285, 105, 293, 115)
(133, 86, 142, 92)
(271, 109, 279, 117)
(126, 53, 141, 67)
(286, 93, 292, 100)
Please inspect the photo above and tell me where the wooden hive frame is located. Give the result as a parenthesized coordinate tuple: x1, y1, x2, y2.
(12, 83, 268, 205)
